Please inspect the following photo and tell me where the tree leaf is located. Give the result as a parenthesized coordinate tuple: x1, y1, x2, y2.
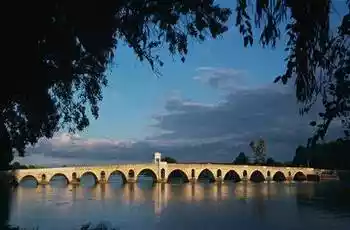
(310, 121, 317, 127)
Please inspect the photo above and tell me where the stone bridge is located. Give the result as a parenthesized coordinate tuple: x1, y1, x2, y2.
(13, 162, 323, 186)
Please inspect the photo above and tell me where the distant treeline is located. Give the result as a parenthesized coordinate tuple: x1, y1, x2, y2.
(293, 139, 350, 170)
(233, 139, 350, 170)
(10, 162, 45, 170)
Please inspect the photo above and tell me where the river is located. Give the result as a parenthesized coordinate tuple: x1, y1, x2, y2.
(8, 175, 350, 230)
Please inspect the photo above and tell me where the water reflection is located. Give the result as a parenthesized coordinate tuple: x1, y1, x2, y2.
(9, 180, 350, 230)
(12, 182, 350, 216)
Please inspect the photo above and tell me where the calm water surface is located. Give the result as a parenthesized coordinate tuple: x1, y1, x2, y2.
(9, 176, 350, 230)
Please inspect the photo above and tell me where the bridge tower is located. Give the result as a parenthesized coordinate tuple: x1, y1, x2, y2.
(154, 152, 167, 183)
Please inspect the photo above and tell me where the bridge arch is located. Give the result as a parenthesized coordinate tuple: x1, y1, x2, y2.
(80, 171, 98, 185)
(293, 171, 307, 181)
(272, 171, 286, 182)
(198, 169, 215, 183)
(250, 170, 265, 182)
(224, 170, 241, 182)
(167, 169, 189, 183)
(19, 175, 39, 185)
(137, 168, 158, 183)
(108, 170, 127, 184)
(49, 173, 70, 184)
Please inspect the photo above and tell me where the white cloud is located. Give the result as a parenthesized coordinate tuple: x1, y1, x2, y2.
(17, 67, 344, 165)
(194, 67, 250, 91)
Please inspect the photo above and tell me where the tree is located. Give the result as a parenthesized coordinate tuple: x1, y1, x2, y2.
(233, 152, 249, 164)
(291, 139, 350, 169)
(250, 138, 266, 164)
(10, 162, 21, 170)
(292, 145, 309, 167)
(161, 156, 177, 163)
(0, 1, 231, 170)
(266, 157, 276, 166)
(233, 0, 350, 145)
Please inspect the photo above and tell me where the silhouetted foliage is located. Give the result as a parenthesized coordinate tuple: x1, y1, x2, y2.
(10, 162, 27, 170)
(9, 162, 44, 170)
(266, 157, 275, 166)
(161, 156, 177, 163)
(0, 1, 231, 170)
(234, 0, 350, 145)
(292, 139, 350, 169)
(250, 138, 266, 164)
(233, 152, 249, 164)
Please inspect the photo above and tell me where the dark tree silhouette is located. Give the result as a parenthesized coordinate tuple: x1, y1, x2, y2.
(234, 0, 350, 145)
(0, 1, 231, 170)
(10, 162, 22, 170)
(292, 139, 350, 169)
(161, 156, 177, 163)
(249, 138, 266, 164)
(266, 157, 275, 166)
(292, 146, 309, 167)
(233, 152, 249, 165)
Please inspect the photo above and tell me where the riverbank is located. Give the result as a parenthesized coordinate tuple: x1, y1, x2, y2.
(338, 171, 350, 181)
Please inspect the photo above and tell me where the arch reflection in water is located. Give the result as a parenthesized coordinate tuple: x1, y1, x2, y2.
(12, 182, 322, 221)
(11, 182, 350, 230)
(15, 181, 302, 203)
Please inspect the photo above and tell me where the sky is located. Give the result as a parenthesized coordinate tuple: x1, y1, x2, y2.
(14, 0, 348, 166)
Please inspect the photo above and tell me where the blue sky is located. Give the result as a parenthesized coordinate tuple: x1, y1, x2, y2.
(15, 0, 348, 166)
(84, 20, 286, 140)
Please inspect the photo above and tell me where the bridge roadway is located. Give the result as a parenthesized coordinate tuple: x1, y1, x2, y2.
(13, 162, 325, 185)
